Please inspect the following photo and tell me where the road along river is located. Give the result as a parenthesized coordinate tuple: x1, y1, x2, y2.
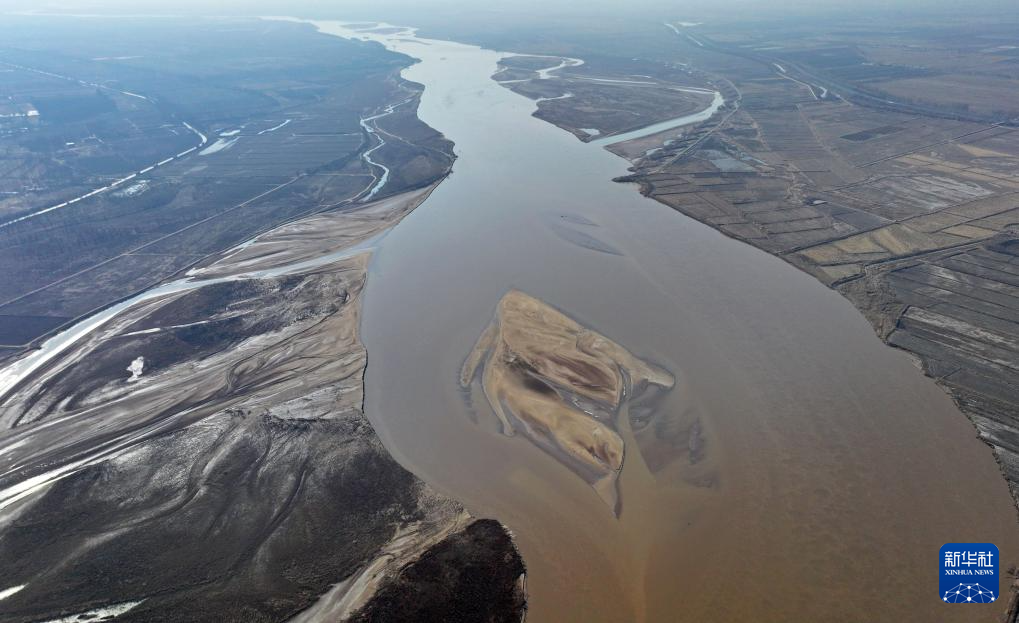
(312, 20, 1019, 623)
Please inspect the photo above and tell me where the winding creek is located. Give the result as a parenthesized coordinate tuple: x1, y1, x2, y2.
(323, 20, 1019, 622)
(0, 17, 1017, 622)
(359, 97, 415, 201)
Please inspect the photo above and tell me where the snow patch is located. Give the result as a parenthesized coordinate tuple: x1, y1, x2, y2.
(126, 356, 145, 382)
(0, 585, 25, 601)
(199, 137, 239, 156)
(40, 600, 145, 622)
(113, 180, 149, 198)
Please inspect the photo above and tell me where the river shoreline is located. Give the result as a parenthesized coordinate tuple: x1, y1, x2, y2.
(0, 14, 1016, 622)
(0, 181, 527, 622)
(315, 19, 1019, 622)
(0, 28, 525, 621)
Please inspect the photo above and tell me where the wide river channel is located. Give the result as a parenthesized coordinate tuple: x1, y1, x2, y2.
(316, 21, 1018, 622)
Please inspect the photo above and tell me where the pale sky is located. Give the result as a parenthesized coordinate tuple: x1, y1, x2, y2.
(1, 0, 1015, 19)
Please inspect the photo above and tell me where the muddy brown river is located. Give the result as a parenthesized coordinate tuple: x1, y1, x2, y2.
(312, 21, 1019, 622)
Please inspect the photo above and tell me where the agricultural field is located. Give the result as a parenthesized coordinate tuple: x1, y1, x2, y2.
(0, 16, 452, 351)
(600, 14, 1019, 505)
(686, 17, 1019, 121)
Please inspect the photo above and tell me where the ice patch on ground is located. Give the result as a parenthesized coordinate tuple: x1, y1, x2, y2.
(40, 600, 145, 622)
(113, 180, 149, 198)
(199, 137, 239, 156)
(0, 585, 25, 601)
(126, 356, 145, 382)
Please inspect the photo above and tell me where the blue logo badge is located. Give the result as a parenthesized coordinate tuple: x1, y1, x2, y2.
(940, 543, 998, 603)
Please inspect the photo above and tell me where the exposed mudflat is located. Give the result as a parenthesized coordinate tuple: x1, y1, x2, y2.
(346, 519, 526, 623)
(0, 186, 525, 623)
(191, 184, 440, 280)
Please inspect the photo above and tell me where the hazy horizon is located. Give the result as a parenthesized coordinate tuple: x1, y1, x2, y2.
(1, 0, 1016, 22)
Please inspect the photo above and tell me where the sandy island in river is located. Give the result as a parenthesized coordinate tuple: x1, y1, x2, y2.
(461, 289, 675, 514)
